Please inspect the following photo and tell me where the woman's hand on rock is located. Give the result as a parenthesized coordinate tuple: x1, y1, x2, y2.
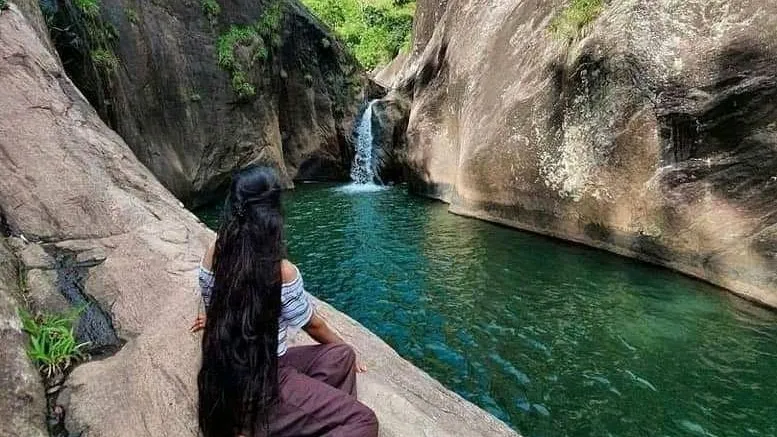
(355, 355, 367, 373)
(191, 314, 206, 332)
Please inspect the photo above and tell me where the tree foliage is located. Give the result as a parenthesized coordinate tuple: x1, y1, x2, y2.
(301, 0, 415, 69)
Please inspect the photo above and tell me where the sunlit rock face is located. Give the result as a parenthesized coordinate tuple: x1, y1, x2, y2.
(391, 0, 777, 307)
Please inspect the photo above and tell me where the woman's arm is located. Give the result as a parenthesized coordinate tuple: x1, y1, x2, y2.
(284, 261, 366, 371)
(304, 313, 366, 372)
(303, 312, 344, 345)
(191, 241, 216, 333)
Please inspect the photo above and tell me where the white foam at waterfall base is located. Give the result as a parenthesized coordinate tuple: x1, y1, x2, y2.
(334, 183, 388, 194)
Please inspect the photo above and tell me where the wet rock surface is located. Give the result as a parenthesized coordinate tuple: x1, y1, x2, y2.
(389, 0, 777, 308)
(370, 94, 411, 184)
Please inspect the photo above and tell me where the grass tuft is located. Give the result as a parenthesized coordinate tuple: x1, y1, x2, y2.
(549, 0, 604, 40)
(19, 309, 90, 378)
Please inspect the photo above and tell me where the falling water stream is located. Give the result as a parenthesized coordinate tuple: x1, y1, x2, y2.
(349, 100, 379, 186)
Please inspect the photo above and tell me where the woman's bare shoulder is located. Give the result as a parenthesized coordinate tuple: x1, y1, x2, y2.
(281, 259, 299, 284)
(202, 240, 216, 270)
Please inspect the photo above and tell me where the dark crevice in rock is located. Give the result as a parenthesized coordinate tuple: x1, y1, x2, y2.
(415, 40, 448, 90)
(39, 0, 119, 130)
(0, 205, 13, 237)
(45, 378, 72, 437)
(659, 113, 700, 164)
(44, 248, 122, 356)
(31, 246, 124, 437)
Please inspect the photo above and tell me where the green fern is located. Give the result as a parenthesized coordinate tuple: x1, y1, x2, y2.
(124, 7, 139, 24)
(91, 49, 119, 72)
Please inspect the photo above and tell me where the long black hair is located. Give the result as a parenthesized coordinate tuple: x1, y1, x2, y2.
(198, 165, 285, 437)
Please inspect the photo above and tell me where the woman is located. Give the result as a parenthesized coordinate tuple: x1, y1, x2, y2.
(191, 165, 379, 437)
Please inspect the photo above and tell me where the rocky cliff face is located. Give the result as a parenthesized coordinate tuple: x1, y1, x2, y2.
(389, 0, 777, 307)
(0, 2, 517, 436)
(44, 0, 365, 205)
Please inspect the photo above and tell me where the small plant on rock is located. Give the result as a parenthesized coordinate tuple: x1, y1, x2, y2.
(0, 0, 9, 11)
(74, 0, 100, 18)
(549, 0, 604, 40)
(19, 309, 90, 378)
(91, 48, 119, 72)
(216, 2, 284, 99)
(201, 0, 221, 21)
(124, 7, 139, 24)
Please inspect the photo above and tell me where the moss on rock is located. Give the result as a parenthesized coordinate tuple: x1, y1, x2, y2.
(216, 1, 283, 99)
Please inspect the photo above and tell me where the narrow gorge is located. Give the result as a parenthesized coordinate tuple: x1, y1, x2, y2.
(1, 0, 776, 436)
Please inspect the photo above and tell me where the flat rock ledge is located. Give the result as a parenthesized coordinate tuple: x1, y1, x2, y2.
(295, 299, 519, 437)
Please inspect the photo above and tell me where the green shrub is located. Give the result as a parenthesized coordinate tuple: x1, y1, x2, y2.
(201, 0, 221, 21)
(216, 2, 284, 99)
(217, 25, 260, 70)
(256, 1, 283, 40)
(549, 0, 604, 39)
(19, 309, 90, 377)
(231, 72, 256, 99)
(74, 0, 100, 18)
(300, 0, 415, 69)
(0, 0, 8, 11)
(124, 7, 139, 24)
(91, 49, 119, 71)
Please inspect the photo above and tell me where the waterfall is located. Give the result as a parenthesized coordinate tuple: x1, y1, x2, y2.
(350, 100, 378, 185)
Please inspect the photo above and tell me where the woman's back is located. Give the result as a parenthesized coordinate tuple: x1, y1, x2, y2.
(199, 258, 313, 356)
(196, 165, 378, 437)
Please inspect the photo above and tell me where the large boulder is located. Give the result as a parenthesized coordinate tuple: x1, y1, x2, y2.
(0, 2, 517, 436)
(44, 0, 366, 205)
(390, 0, 777, 308)
(371, 94, 411, 183)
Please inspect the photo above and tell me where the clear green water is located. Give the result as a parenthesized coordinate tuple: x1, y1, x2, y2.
(196, 183, 777, 437)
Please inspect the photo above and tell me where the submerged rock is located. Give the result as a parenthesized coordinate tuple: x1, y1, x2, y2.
(389, 0, 777, 308)
(0, 2, 518, 436)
